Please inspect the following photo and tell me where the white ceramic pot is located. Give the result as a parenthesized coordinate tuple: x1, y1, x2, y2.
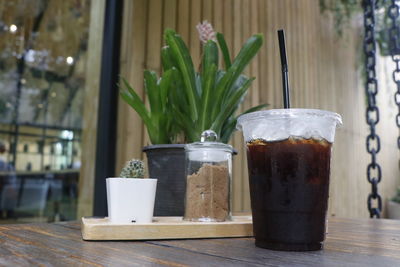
(387, 200, 400, 220)
(106, 178, 157, 224)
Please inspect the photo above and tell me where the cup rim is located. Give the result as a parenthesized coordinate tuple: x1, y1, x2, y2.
(106, 177, 157, 181)
(237, 108, 343, 129)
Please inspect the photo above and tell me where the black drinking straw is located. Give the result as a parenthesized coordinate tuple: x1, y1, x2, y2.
(277, 29, 291, 109)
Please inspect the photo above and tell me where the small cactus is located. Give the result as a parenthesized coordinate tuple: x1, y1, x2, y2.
(120, 159, 145, 178)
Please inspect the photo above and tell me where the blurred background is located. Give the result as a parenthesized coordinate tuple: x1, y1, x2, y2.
(0, 0, 399, 223)
(0, 0, 89, 222)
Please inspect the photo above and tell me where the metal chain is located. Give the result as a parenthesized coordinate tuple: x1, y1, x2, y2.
(363, 0, 382, 218)
(388, 1, 400, 149)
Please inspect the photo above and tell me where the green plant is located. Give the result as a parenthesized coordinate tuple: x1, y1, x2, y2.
(319, 0, 396, 56)
(392, 187, 400, 204)
(120, 159, 145, 178)
(319, 0, 360, 37)
(120, 24, 266, 144)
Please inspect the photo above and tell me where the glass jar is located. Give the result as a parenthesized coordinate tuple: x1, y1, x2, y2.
(183, 130, 233, 222)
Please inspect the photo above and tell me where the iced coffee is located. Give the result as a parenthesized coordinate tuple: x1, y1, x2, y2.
(237, 109, 342, 251)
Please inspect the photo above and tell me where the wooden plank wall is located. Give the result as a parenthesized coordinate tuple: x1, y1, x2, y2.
(117, 0, 400, 218)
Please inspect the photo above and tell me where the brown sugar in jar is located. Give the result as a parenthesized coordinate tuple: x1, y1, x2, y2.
(185, 164, 229, 221)
(183, 130, 233, 222)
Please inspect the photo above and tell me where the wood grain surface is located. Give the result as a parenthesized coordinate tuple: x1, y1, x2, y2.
(0, 217, 399, 266)
(81, 216, 253, 240)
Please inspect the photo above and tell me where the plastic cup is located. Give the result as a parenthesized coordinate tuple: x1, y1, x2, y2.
(237, 109, 342, 251)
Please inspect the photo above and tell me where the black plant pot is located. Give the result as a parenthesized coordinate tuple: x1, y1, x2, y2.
(143, 144, 186, 216)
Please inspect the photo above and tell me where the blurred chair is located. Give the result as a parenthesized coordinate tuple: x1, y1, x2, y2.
(0, 179, 21, 216)
(49, 180, 63, 202)
(49, 179, 63, 221)
(16, 178, 50, 218)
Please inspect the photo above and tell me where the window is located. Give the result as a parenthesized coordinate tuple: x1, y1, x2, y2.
(0, 0, 98, 223)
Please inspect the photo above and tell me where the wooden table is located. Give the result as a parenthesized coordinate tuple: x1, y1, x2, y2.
(0, 217, 399, 266)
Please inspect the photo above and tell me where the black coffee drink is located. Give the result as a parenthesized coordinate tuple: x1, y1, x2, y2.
(246, 137, 332, 251)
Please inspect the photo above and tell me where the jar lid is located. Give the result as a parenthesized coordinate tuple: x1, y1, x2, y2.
(185, 130, 233, 153)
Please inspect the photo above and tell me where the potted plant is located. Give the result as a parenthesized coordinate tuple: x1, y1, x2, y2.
(387, 187, 400, 219)
(106, 159, 157, 223)
(120, 21, 265, 216)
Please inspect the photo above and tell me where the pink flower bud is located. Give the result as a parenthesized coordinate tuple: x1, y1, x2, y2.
(196, 20, 216, 44)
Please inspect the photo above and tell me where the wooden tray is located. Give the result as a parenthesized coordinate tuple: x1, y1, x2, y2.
(81, 216, 253, 241)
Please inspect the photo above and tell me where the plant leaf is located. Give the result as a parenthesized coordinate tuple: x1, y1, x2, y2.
(199, 63, 217, 131)
(195, 73, 202, 98)
(242, 103, 269, 115)
(211, 78, 254, 136)
(220, 117, 237, 143)
(210, 71, 234, 121)
(144, 70, 161, 116)
(172, 106, 198, 142)
(158, 68, 174, 112)
(169, 68, 189, 113)
(216, 32, 231, 69)
(161, 46, 174, 71)
(119, 78, 158, 143)
(165, 29, 199, 121)
(202, 40, 219, 75)
(211, 34, 263, 120)
(220, 103, 268, 143)
(222, 74, 249, 103)
(229, 34, 263, 80)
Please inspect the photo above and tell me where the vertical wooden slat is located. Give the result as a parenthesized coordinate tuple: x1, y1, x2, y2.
(212, 0, 223, 34)
(177, 0, 190, 44)
(146, 0, 163, 72)
(233, 0, 245, 213)
(329, 12, 340, 216)
(116, 0, 148, 173)
(309, 0, 318, 109)
(250, 0, 260, 109)
(241, 0, 251, 112)
(163, 0, 177, 30)
(240, 0, 251, 211)
(272, 0, 283, 107)
(222, 0, 233, 52)
(202, 0, 213, 22)
(284, 0, 296, 108)
(261, 0, 275, 108)
(299, 0, 308, 108)
(190, 0, 202, 69)
(238, 0, 262, 212)
(272, 0, 280, 107)
(222, 0, 240, 213)
(77, 0, 106, 218)
(141, 0, 163, 148)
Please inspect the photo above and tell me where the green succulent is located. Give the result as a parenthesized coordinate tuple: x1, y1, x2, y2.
(120, 28, 266, 144)
(120, 159, 145, 178)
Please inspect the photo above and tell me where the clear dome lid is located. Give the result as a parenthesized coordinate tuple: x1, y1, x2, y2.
(185, 130, 233, 162)
(236, 109, 343, 143)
